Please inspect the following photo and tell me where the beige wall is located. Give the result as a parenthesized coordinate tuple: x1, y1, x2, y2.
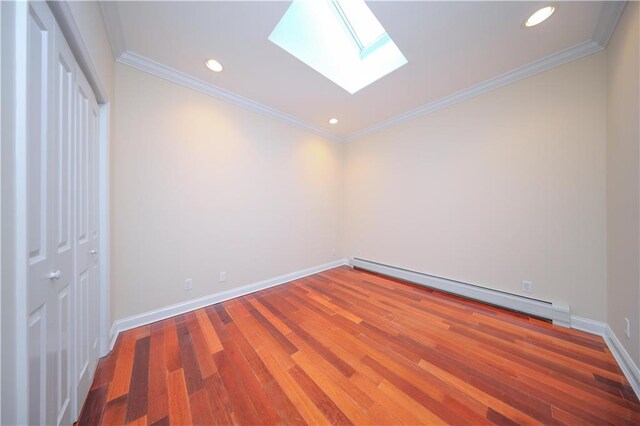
(112, 63, 343, 321)
(607, 1, 640, 366)
(110, 7, 639, 349)
(343, 52, 608, 321)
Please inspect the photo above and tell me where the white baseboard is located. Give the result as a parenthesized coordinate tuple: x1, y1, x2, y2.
(353, 259, 640, 398)
(604, 325, 640, 398)
(109, 258, 349, 349)
(570, 315, 608, 336)
(570, 315, 640, 398)
(107, 256, 640, 400)
(352, 258, 571, 327)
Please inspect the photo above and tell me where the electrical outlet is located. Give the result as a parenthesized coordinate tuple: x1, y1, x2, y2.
(184, 278, 193, 290)
(625, 318, 631, 338)
(219, 272, 227, 283)
(331, 248, 336, 258)
(522, 280, 533, 294)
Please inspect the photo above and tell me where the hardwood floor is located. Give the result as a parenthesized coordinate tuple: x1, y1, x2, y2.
(79, 266, 640, 425)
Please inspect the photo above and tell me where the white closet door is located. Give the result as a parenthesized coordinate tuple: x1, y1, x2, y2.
(50, 22, 76, 426)
(74, 62, 100, 412)
(23, 1, 101, 422)
(25, 2, 73, 424)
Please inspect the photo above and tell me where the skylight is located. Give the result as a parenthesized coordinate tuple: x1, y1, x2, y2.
(269, 0, 407, 94)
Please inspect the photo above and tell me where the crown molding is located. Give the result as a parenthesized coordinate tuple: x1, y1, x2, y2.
(346, 2, 625, 141)
(98, 1, 126, 59)
(114, 39, 602, 144)
(346, 39, 603, 141)
(99, 1, 342, 141)
(100, 1, 624, 143)
(117, 51, 345, 142)
(592, 1, 627, 47)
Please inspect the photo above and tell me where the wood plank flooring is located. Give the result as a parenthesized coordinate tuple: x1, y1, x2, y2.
(79, 266, 640, 425)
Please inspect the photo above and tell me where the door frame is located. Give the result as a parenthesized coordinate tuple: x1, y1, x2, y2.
(98, 103, 110, 357)
(0, 2, 23, 423)
(0, 1, 3, 417)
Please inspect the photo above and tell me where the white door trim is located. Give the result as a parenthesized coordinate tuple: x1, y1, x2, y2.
(14, 2, 30, 423)
(0, 4, 3, 421)
(46, 1, 110, 104)
(98, 103, 110, 357)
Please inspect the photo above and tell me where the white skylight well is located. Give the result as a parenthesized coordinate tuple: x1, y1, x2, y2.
(269, 0, 408, 94)
(332, 0, 387, 58)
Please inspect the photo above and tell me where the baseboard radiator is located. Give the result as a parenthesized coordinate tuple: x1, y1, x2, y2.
(352, 258, 571, 327)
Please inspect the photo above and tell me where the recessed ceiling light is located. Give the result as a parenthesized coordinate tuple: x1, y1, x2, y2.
(329, 118, 339, 124)
(205, 59, 223, 72)
(524, 5, 556, 28)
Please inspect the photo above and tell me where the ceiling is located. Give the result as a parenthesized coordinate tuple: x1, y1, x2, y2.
(100, 1, 624, 140)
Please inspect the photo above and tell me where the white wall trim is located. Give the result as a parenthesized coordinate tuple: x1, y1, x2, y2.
(570, 315, 608, 336)
(106, 255, 640, 399)
(99, 1, 342, 143)
(346, 2, 624, 140)
(13, 3, 29, 422)
(346, 40, 603, 140)
(592, 1, 627, 47)
(98, 2, 623, 143)
(117, 51, 344, 143)
(0, 3, 3, 420)
(570, 316, 640, 398)
(98, 104, 110, 358)
(0, 2, 3, 420)
(353, 258, 572, 327)
(109, 259, 349, 348)
(331, 259, 640, 397)
(604, 325, 640, 398)
(113, 41, 604, 144)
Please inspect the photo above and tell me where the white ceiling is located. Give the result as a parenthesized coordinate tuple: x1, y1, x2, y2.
(101, 1, 623, 140)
